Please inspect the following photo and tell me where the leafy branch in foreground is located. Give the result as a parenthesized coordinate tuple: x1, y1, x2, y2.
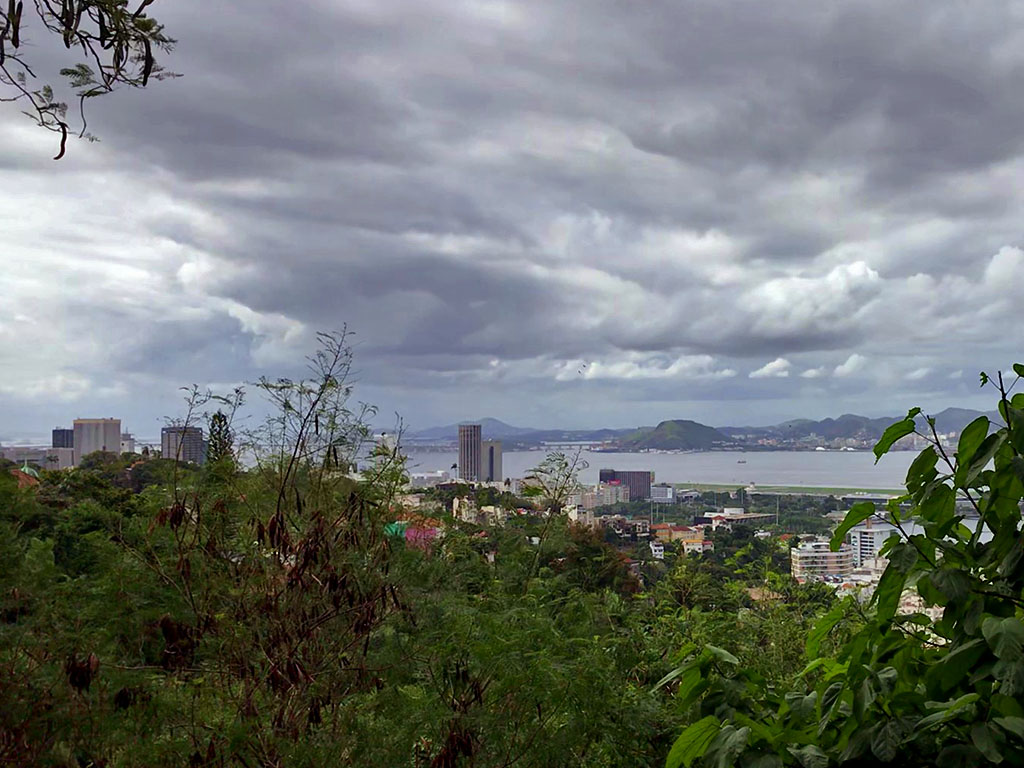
(0, 0, 176, 157)
(665, 366, 1024, 767)
(522, 449, 588, 515)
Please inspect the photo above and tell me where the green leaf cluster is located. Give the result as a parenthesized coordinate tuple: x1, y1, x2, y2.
(665, 368, 1024, 766)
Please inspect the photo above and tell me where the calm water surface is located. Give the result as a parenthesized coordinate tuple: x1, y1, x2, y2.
(403, 449, 918, 490)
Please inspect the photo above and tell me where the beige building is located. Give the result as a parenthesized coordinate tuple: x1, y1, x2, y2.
(569, 482, 632, 511)
(73, 418, 122, 465)
(682, 539, 714, 555)
(651, 524, 705, 544)
(791, 539, 854, 579)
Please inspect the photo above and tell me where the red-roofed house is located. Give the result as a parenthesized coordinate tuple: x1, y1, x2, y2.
(10, 467, 40, 489)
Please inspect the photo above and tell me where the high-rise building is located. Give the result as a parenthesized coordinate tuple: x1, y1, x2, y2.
(598, 469, 654, 501)
(790, 539, 854, 579)
(458, 424, 482, 481)
(162, 426, 205, 465)
(481, 440, 502, 482)
(52, 428, 74, 449)
(846, 519, 898, 567)
(73, 418, 122, 465)
(120, 433, 136, 454)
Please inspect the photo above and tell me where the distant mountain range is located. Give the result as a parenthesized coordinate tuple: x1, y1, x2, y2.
(719, 407, 998, 441)
(409, 418, 540, 441)
(408, 407, 997, 450)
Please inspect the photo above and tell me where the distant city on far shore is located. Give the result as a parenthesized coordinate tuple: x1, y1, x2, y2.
(0, 403, 991, 475)
(402, 406, 995, 454)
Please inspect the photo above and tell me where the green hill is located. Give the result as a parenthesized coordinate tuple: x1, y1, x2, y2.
(618, 419, 728, 450)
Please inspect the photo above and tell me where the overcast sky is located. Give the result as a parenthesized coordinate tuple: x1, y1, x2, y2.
(2, 0, 1023, 441)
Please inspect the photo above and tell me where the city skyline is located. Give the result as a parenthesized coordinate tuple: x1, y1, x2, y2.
(456, 423, 504, 483)
(1, 4, 1017, 764)
(2, 1, 1024, 436)
(0, 398, 998, 447)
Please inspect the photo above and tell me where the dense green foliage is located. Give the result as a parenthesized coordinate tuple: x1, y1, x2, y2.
(0, 336, 832, 766)
(597, 494, 838, 535)
(13, 338, 1017, 765)
(207, 411, 234, 466)
(667, 369, 1024, 766)
(0, 466, 826, 766)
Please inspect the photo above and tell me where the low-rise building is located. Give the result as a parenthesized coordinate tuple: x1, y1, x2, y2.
(650, 483, 676, 503)
(0, 446, 75, 471)
(696, 509, 776, 528)
(682, 539, 715, 555)
(393, 512, 444, 551)
(452, 496, 476, 523)
(569, 482, 632, 510)
(503, 478, 529, 495)
(651, 524, 705, 545)
(568, 505, 596, 527)
(408, 470, 451, 489)
(397, 493, 424, 509)
(650, 522, 670, 541)
(600, 515, 651, 539)
(10, 465, 40, 488)
(899, 591, 943, 622)
(649, 540, 665, 560)
(840, 493, 898, 508)
(480, 505, 508, 526)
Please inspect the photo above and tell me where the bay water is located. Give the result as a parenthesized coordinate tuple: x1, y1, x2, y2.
(403, 449, 919, 491)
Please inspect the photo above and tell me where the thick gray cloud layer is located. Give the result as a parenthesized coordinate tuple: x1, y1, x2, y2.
(2, 0, 1023, 439)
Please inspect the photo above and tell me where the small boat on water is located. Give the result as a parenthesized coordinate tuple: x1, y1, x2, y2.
(737, 459, 747, 464)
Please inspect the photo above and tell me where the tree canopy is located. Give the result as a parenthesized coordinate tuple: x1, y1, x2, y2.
(3, 339, 1022, 765)
(664, 367, 1024, 767)
(0, 0, 175, 157)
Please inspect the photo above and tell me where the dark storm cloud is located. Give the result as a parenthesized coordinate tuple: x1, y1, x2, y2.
(3, 0, 1024, 437)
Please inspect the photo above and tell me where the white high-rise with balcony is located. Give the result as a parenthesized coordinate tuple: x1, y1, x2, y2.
(791, 539, 854, 579)
(847, 519, 899, 566)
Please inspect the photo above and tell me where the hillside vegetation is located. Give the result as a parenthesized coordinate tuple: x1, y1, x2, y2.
(619, 419, 730, 450)
(2, 335, 1023, 766)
